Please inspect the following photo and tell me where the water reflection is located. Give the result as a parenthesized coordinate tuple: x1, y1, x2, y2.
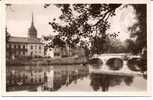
(90, 73, 134, 91)
(6, 65, 89, 91)
(51, 68, 88, 91)
(6, 63, 146, 92)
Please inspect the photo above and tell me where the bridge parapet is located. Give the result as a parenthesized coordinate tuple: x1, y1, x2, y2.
(92, 53, 142, 63)
(89, 53, 145, 76)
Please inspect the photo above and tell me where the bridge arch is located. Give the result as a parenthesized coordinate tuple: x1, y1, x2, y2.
(89, 53, 146, 76)
(89, 53, 145, 72)
(88, 58, 103, 69)
(127, 58, 147, 72)
(106, 58, 123, 70)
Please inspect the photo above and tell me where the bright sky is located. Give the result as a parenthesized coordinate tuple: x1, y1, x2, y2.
(107, 5, 137, 41)
(6, 4, 61, 38)
(6, 4, 137, 42)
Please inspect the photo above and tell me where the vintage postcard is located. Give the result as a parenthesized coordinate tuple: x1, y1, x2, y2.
(0, 0, 151, 96)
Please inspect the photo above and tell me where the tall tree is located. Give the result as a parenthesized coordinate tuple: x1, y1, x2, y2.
(128, 4, 147, 54)
(45, 4, 121, 56)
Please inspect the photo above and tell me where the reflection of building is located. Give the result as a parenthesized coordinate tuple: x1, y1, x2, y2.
(6, 14, 44, 60)
(6, 65, 89, 91)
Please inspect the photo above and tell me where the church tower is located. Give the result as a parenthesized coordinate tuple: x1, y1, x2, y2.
(28, 13, 37, 38)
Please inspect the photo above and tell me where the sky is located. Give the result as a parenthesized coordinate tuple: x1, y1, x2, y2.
(6, 4, 138, 42)
(107, 5, 137, 41)
(6, 4, 61, 38)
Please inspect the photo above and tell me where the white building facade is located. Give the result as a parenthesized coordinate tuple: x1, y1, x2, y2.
(6, 14, 45, 60)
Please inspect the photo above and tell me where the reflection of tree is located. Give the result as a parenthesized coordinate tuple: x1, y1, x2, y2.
(52, 66, 89, 91)
(123, 76, 134, 86)
(7, 65, 89, 91)
(90, 73, 133, 92)
(90, 74, 110, 91)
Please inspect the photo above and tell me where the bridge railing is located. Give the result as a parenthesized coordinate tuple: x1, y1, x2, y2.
(88, 53, 146, 77)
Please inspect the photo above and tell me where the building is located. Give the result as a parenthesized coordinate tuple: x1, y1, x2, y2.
(46, 45, 86, 58)
(6, 14, 44, 60)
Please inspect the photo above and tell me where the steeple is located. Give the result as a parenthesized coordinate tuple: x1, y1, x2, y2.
(6, 26, 10, 43)
(5, 26, 10, 36)
(31, 12, 34, 26)
(5, 26, 8, 34)
(28, 12, 37, 38)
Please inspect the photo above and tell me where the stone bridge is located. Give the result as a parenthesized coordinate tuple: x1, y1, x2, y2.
(89, 53, 146, 76)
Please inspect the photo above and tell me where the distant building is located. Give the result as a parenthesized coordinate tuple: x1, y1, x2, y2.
(46, 48, 54, 58)
(6, 14, 44, 60)
(46, 45, 86, 58)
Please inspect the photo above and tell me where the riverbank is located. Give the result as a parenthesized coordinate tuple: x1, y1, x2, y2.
(6, 57, 88, 66)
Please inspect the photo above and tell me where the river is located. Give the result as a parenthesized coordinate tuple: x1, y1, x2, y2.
(6, 64, 147, 92)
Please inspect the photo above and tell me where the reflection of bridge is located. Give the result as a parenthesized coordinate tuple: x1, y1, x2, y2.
(89, 53, 146, 76)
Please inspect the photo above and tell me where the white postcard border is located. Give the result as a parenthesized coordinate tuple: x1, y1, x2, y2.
(0, 0, 151, 96)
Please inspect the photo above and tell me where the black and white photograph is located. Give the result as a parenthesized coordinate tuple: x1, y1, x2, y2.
(0, 0, 151, 96)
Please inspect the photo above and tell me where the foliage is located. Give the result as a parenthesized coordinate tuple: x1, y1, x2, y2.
(124, 39, 137, 54)
(90, 73, 133, 91)
(45, 4, 121, 55)
(128, 4, 147, 54)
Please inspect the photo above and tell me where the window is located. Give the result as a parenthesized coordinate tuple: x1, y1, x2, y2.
(23, 45, 25, 49)
(22, 52, 24, 55)
(14, 44, 16, 48)
(12, 44, 14, 48)
(20, 45, 22, 49)
(31, 45, 33, 49)
(35, 45, 37, 49)
(39, 45, 41, 50)
(7, 44, 9, 48)
(9, 44, 11, 48)
(18, 45, 20, 49)
(21, 44, 24, 49)
(31, 52, 33, 56)
(23, 52, 25, 55)
(16, 51, 19, 55)
(19, 51, 22, 55)
(54, 53, 60, 57)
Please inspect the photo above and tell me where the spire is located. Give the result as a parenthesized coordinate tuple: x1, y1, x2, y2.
(5, 26, 8, 33)
(28, 12, 37, 38)
(6, 25, 10, 42)
(31, 12, 34, 26)
(5, 25, 10, 35)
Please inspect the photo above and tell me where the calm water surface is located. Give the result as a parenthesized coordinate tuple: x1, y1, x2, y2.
(6, 64, 147, 92)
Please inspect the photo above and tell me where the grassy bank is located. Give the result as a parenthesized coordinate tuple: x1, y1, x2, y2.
(6, 57, 88, 66)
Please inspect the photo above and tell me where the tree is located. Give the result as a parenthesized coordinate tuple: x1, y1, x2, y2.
(90, 73, 133, 91)
(124, 39, 137, 54)
(128, 4, 147, 54)
(45, 4, 121, 56)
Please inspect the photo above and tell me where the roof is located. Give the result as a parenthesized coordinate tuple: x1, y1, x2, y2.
(8, 36, 43, 44)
